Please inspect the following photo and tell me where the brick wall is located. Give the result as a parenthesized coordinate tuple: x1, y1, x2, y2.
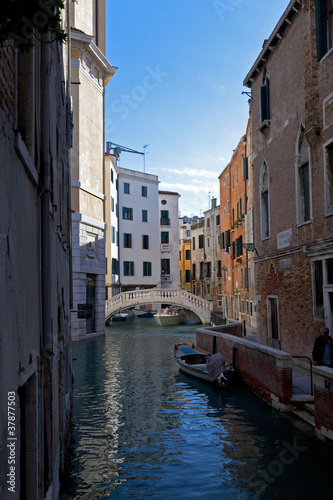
(197, 327, 293, 411)
(313, 367, 333, 443)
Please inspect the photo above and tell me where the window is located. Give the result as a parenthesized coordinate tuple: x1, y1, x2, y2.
(241, 268, 243, 288)
(123, 233, 132, 248)
(142, 209, 148, 222)
(111, 226, 116, 243)
(216, 214, 220, 226)
(111, 169, 114, 183)
(161, 259, 170, 275)
(260, 72, 270, 124)
(161, 232, 169, 244)
(206, 262, 211, 278)
(186, 230, 190, 237)
(142, 186, 147, 197)
(160, 210, 170, 225)
(185, 270, 191, 283)
(207, 238, 210, 248)
(111, 258, 119, 274)
(226, 174, 229, 187)
(236, 163, 238, 184)
(296, 126, 311, 224)
(242, 155, 249, 181)
(225, 230, 231, 251)
(143, 262, 152, 276)
(219, 232, 225, 250)
(111, 196, 114, 212)
(185, 249, 191, 260)
(325, 141, 333, 215)
(198, 234, 204, 249)
(260, 162, 270, 239)
(217, 260, 222, 277)
(192, 236, 196, 250)
(123, 261, 134, 276)
(227, 200, 230, 214)
(316, 0, 333, 60)
(192, 263, 196, 280)
(123, 207, 133, 220)
(142, 235, 149, 249)
(124, 182, 130, 194)
(200, 262, 204, 279)
(207, 218, 210, 228)
(179, 250, 182, 261)
(313, 260, 324, 318)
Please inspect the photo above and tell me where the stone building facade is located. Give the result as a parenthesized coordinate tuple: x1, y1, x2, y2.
(0, 3, 72, 498)
(203, 199, 223, 312)
(243, 0, 333, 355)
(70, 0, 116, 340)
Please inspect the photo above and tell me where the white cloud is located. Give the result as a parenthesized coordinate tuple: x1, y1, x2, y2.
(160, 167, 220, 180)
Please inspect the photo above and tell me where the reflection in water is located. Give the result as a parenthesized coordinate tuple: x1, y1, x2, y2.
(61, 319, 333, 499)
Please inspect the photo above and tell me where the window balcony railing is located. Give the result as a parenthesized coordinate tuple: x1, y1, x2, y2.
(161, 274, 173, 283)
(160, 218, 170, 226)
(160, 243, 171, 252)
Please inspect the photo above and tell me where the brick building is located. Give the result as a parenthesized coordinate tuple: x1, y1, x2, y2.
(243, 0, 333, 355)
(219, 119, 256, 331)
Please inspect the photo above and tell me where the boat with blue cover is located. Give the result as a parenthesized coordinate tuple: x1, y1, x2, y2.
(173, 343, 234, 387)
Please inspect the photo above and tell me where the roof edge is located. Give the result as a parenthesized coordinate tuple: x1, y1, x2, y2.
(243, 0, 302, 87)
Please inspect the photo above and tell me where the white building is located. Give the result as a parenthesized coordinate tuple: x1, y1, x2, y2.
(105, 153, 120, 298)
(159, 191, 181, 289)
(117, 167, 160, 290)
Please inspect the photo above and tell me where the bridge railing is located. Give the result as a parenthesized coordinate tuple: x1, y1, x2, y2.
(105, 288, 213, 322)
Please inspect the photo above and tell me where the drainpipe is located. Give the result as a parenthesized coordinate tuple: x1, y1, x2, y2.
(40, 34, 54, 360)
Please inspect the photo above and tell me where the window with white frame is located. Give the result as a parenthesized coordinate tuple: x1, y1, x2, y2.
(324, 140, 333, 215)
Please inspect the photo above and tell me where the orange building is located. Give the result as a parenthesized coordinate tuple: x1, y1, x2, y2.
(179, 221, 192, 291)
(219, 118, 256, 333)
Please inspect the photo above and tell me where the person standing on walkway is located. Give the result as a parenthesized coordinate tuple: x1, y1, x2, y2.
(312, 327, 333, 367)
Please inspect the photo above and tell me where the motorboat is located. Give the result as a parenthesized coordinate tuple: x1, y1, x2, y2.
(153, 307, 186, 326)
(137, 310, 156, 318)
(173, 343, 234, 387)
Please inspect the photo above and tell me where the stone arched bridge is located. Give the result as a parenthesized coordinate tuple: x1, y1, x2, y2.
(105, 288, 213, 324)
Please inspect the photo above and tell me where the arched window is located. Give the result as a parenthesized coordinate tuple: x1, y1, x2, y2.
(296, 125, 311, 224)
(260, 162, 270, 239)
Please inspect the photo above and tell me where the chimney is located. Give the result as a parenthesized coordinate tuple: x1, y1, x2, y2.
(211, 197, 217, 209)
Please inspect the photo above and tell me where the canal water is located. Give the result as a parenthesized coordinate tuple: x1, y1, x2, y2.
(61, 317, 333, 499)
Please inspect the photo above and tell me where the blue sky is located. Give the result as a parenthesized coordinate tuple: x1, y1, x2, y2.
(105, 0, 288, 216)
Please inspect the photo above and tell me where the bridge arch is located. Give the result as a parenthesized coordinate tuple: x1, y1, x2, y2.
(105, 288, 213, 324)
